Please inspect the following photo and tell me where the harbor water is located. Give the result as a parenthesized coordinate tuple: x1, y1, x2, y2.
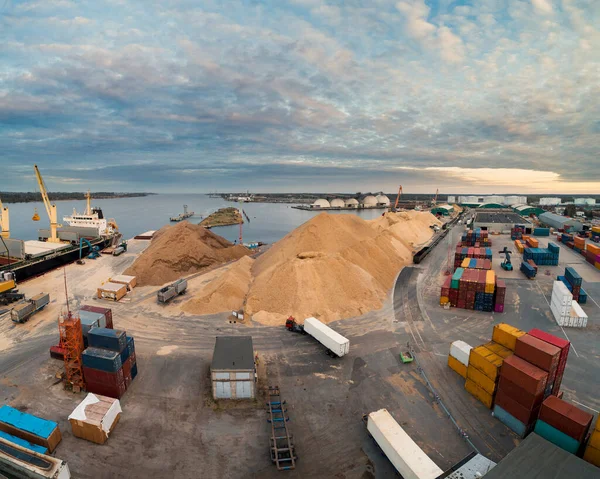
(5, 194, 386, 245)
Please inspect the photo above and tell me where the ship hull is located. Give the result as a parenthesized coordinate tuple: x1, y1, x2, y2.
(8, 236, 114, 283)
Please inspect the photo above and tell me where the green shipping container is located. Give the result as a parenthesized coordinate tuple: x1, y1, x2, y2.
(452, 268, 464, 289)
(534, 420, 580, 454)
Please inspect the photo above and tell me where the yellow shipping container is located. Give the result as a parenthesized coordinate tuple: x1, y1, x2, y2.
(483, 341, 513, 359)
(592, 226, 600, 234)
(469, 346, 503, 381)
(465, 378, 494, 409)
(461, 258, 470, 268)
(596, 261, 600, 270)
(440, 296, 449, 305)
(467, 365, 497, 395)
(583, 444, 600, 468)
(448, 355, 467, 378)
(588, 430, 600, 450)
(492, 323, 526, 351)
(595, 416, 600, 433)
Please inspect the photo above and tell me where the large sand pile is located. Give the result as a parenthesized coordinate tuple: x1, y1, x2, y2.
(124, 221, 250, 286)
(245, 211, 441, 324)
(182, 256, 254, 315)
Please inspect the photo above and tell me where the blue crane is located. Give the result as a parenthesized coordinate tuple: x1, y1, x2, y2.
(77, 238, 100, 264)
(499, 247, 513, 271)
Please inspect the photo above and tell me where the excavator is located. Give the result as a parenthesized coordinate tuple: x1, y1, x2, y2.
(76, 238, 100, 265)
(0, 271, 24, 305)
(499, 247, 513, 271)
(389, 185, 403, 212)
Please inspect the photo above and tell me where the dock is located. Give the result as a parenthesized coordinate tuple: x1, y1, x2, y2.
(291, 205, 387, 211)
(134, 230, 156, 240)
(170, 205, 195, 222)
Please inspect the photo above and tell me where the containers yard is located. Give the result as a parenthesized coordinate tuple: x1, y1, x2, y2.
(0, 206, 599, 478)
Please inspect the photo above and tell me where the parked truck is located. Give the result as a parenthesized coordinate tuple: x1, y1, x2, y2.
(303, 317, 350, 357)
(157, 278, 188, 303)
(365, 409, 443, 479)
(10, 293, 50, 323)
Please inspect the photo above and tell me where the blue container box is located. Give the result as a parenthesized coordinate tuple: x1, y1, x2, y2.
(127, 336, 135, 357)
(120, 344, 130, 364)
(131, 362, 138, 380)
(565, 267, 582, 287)
(520, 262, 536, 278)
(87, 328, 127, 352)
(534, 420, 580, 454)
(82, 347, 122, 373)
(493, 405, 531, 438)
(578, 289, 587, 304)
(0, 406, 58, 441)
(0, 429, 49, 454)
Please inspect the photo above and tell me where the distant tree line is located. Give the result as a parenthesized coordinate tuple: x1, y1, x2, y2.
(0, 192, 153, 204)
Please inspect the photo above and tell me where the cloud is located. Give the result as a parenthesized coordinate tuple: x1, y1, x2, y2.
(531, 0, 554, 15)
(396, 0, 436, 40)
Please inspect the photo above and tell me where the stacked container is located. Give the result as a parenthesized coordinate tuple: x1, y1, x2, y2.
(0, 405, 62, 453)
(83, 328, 138, 399)
(80, 305, 114, 329)
(520, 261, 537, 279)
(533, 227, 550, 236)
(514, 240, 525, 254)
(459, 229, 491, 247)
(459, 258, 492, 270)
(465, 345, 508, 408)
(522, 244, 559, 266)
(494, 279, 506, 313)
(584, 243, 600, 269)
(440, 277, 451, 306)
(560, 233, 573, 244)
(558, 268, 587, 304)
(583, 416, 600, 467)
(573, 236, 585, 253)
(511, 225, 525, 240)
(443, 268, 500, 312)
(528, 329, 570, 396)
(492, 323, 525, 351)
(534, 396, 593, 454)
(493, 355, 548, 437)
(448, 340, 471, 378)
(514, 335, 561, 398)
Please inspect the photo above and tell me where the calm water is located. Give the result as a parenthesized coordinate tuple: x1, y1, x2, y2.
(5, 194, 385, 244)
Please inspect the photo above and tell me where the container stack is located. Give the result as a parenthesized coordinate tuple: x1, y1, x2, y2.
(591, 226, 600, 243)
(443, 268, 501, 312)
(82, 328, 138, 399)
(511, 225, 525, 240)
(514, 334, 561, 398)
(522, 244, 560, 266)
(465, 345, 505, 408)
(0, 405, 62, 453)
(528, 329, 570, 395)
(573, 236, 586, 253)
(522, 236, 539, 248)
(453, 246, 493, 270)
(80, 305, 114, 329)
(447, 340, 471, 379)
(493, 355, 548, 437)
(459, 257, 492, 270)
(520, 261, 537, 279)
(533, 227, 550, 236)
(585, 243, 600, 270)
(550, 281, 587, 328)
(460, 229, 491, 247)
(492, 323, 526, 351)
(558, 266, 585, 302)
(494, 279, 506, 312)
(534, 396, 593, 454)
(583, 416, 600, 467)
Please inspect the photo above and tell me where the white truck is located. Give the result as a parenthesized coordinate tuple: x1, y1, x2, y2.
(366, 409, 443, 479)
(303, 317, 350, 358)
(157, 278, 188, 303)
(11, 293, 50, 323)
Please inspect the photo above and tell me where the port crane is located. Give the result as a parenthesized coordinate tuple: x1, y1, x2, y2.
(390, 185, 403, 212)
(33, 165, 61, 243)
(431, 188, 439, 207)
(0, 199, 9, 238)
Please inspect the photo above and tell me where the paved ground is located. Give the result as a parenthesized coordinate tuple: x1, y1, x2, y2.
(0, 222, 598, 478)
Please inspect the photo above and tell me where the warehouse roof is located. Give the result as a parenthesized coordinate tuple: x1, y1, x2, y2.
(483, 434, 599, 479)
(211, 336, 254, 371)
(539, 212, 579, 226)
(474, 211, 524, 224)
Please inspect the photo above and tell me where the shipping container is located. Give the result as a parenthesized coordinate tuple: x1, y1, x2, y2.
(583, 444, 600, 468)
(82, 348, 122, 373)
(85, 380, 127, 400)
(465, 378, 494, 409)
(303, 317, 350, 357)
(515, 335, 561, 373)
(0, 430, 49, 455)
(87, 328, 127, 352)
(79, 315, 100, 338)
(501, 355, 548, 397)
(534, 420, 580, 454)
(539, 396, 593, 442)
(83, 366, 124, 387)
(497, 375, 544, 410)
(467, 365, 497, 395)
(483, 341, 513, 359)
(529, 329, 570, 395)
(97, 282, 127, 301)
(366, 409, 443, 479)
(31, 293, 50, 310)
(79, 310, 106, 329)
(492, 323, 525, 351)
(68, 393, 122, 445)
(448, 355, 467, 378)
(494, 389, 540, 426)
(80, 305, 113, 329)
(469, 346, 503, 381)
(0, 405, 61, 453)
(492, 405, 531, 438)
(450, 340, 471, 366)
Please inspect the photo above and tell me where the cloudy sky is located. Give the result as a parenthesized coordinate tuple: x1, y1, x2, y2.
(1, 0, 599, 193)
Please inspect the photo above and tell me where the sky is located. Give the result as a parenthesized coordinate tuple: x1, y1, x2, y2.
(1, 0, 599, 194)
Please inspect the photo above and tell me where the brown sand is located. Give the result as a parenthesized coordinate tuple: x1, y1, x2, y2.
(181, 256, 254, 315)
(124, 221, 250, 286)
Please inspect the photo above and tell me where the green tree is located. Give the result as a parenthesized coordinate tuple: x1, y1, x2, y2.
(564, 205, 577, 217)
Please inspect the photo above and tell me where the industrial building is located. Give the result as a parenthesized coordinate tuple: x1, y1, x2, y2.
(344, 198, 359, 208)
(361, 195, 378, 207)
(211, 336, 256, 400)
(513, 205, 545, 217)
(311, 199, 330, 208)
(431, 205, 454, 216)
(575, 198, 596, 206)
(329, 198, 345, 208)
(473, 210, 529, 233)
(539, 197, 561, 206)
(457, 196, 526, 207)
(376, 195, 390, 207)
(539, 212, 584, 233)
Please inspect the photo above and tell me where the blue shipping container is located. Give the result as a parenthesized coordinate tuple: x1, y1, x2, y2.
(533, 227, 550, 236)
(493, 405, 530, 438)
(87, 328, 127, 352)
(0, 406, 57, 441)
(534, 420, 580, 454)
(79, 310, 106, 328)
(578, 289, 587, 304)
(521, 262, 536, 278)
(565, 267, 582, 287)
(131, 362, 138, 380)
(120, 344, 130, 364)
(82, 347, 122, 373)
(0, 430, 49, 454)
(127, 336, 135, 357)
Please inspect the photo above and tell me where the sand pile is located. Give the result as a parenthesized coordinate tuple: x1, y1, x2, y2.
(124, 221, 250, 286)
(182, 256, 254, 315)
(245, 211, 440, 324)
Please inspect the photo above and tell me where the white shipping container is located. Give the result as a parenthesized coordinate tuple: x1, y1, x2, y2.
(550, 297, 570, 316)
(367, 409, 443, 479)
(303, 317, 350, 357)
(552, 281, 572, 305)
(450, 341, 471, 366)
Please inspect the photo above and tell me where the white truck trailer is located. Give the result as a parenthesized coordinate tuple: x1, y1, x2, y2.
(157, 278, 188, 303)
(10, 293, 50, 323)
(303, 317, 349, 357)
(366, 409, 443, 479)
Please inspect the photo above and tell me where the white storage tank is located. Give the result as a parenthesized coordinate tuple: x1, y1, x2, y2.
(376, 195, 390, 206)
(505, 196, 522, 206)
(330, 198, 345, 208)
(344, 198, 359, 208)
(362, 195, 378, 207)
(312, 199, 330, 208)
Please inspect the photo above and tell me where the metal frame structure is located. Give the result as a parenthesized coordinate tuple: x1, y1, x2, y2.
(267, 386, 296, 471)
(59, 311, 85, 392)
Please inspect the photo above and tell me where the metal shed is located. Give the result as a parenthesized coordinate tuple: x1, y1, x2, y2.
(211, 336, 256, 400)
(539, 212, 583, 233)
(513, 204, 545, 217)
(431, 205, 454, 216)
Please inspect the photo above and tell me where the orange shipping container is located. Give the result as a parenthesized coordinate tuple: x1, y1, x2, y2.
(468, 346, 503, 381)
(467, 365, 497, 395)
(483, 341, 513, 359)
(465, 378, 494, 409)
(586, 243, 600, 256)
(584, 444, 600, 468)
(492, 323, 526, 351)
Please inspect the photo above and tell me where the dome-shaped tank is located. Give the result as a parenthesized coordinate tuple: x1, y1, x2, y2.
(312, 199, 330, 208)
(376, 195, 390, 206)
(344, 198, 359, 208)
(362, 195, 378, 207)
(330, 198, 345, 208)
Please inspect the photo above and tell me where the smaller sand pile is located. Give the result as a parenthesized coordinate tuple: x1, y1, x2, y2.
(182, 256, 254, 315)
(125, 221, 250, 286)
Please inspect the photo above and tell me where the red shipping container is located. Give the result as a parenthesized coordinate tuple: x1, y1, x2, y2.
(501, 355, 547, 397)
(124, 374, 132, 390)
(466, 291, 475, 301)
(458, 290, 466, 300)
(483, 259, 491, 270)
(496, 279, 506, 290)
(86, 380, 126, 399)
(515, 335, 561, 373)
(539, 396, 593, 442)
(457, 300, 466, 309)
(527, 327, 571, 395)
(442, 276, 451, 289)
(80, 305, 114, 329)
(495, 388, 540, 426)
(122, 356, 133, 378)
(83, 366, 124, 387)
(497, 375, 544, 410)
(468, 247, 474, 257)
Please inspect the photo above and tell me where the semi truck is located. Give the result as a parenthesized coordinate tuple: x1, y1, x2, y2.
(365, 409, 443, 479)
(302, 317, 350, 358)
(157, 278, 188, 303)
(10, 293, 50, 323)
